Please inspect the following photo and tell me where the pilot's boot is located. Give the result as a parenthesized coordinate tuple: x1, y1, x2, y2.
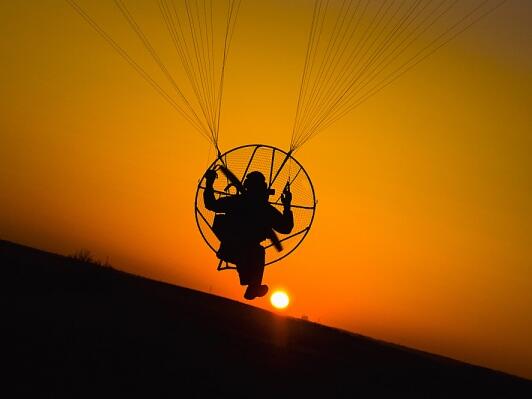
(244, 284, 269, 300)
(254, 284, 269, 298)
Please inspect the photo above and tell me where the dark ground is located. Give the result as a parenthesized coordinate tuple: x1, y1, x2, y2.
(2, 239, 530, 398)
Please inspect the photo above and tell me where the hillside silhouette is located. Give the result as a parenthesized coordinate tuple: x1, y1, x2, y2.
(2, 239, 530, 398)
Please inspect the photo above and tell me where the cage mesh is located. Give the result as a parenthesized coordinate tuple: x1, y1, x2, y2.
(195, 144, 316, 267)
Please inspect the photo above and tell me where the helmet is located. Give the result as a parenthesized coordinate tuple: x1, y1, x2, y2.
(243, 171, 267, 195)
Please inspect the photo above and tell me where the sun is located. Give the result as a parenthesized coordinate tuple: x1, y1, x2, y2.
(270, 291, 290, 309)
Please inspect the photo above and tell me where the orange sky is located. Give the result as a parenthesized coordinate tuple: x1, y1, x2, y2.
(1, 1, 531, 379)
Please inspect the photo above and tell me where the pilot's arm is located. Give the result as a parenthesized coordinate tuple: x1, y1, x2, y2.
(203, 169, 232, 213)
(271, 186, 294, 234)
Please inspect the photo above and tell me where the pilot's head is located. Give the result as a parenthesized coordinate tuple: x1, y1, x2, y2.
(244, 171, 268, 197)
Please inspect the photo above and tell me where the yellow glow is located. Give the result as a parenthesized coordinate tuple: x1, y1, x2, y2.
(271, 291, 290, 309)
(1, 1, 531, 380)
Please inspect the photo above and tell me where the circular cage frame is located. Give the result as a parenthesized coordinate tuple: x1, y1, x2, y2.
(194, 144, 316, 269)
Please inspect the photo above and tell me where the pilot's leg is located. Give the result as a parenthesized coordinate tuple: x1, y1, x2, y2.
(236, 246, 253, 285)
(243, 245, 267, 300)
(237, 260, 252, 286)
(249, 245, 265, 286)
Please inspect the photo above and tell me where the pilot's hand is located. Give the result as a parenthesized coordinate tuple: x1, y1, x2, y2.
(204, 169, 218, 186)
(281, 185, 292, 207)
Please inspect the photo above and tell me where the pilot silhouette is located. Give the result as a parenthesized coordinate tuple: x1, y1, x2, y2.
(204, 169, 293, 299)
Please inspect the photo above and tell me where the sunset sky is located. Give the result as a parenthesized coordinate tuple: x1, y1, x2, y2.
(1, 1, 531, 379)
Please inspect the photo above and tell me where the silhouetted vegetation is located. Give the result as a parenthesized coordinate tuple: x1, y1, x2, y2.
(70, 248, 112, 268)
